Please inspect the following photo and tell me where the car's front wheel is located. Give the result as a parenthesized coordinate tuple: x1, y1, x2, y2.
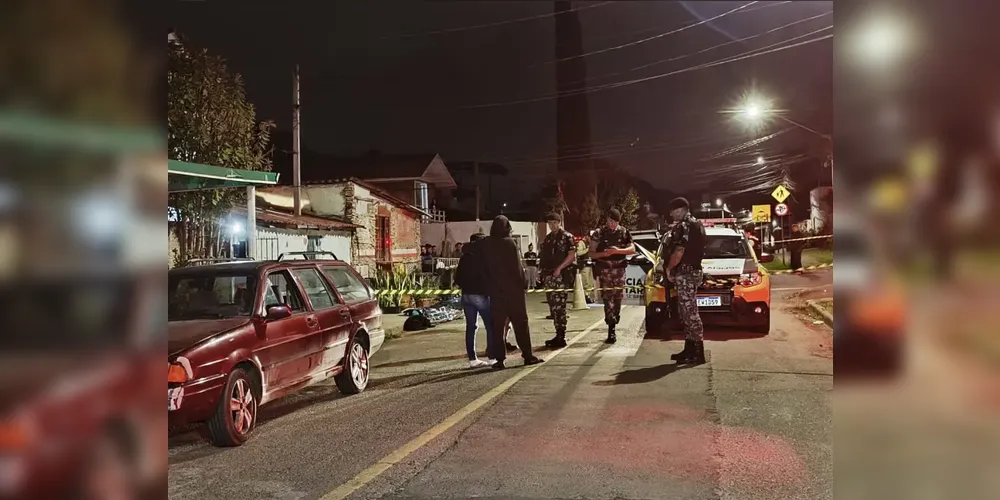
(335, 338, 370, 395)
(645, 303, 667, 333)
(206, 367, 258, 447)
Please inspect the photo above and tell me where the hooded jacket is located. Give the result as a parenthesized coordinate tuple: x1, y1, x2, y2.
(479, 216, 526, 297)
(454, 238, 488, 296)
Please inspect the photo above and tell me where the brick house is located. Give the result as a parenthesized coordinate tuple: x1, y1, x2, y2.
(256, 179, 426, 278)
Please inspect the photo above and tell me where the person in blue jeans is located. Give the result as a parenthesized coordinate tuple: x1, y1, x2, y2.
(454, 233, 495, 368)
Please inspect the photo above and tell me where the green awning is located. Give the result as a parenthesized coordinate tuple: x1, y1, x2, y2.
(169, 160, 279, 193)
(0, 111, 163, 154)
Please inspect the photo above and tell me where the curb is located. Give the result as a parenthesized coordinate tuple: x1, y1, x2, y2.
(806, 299, 833, 327)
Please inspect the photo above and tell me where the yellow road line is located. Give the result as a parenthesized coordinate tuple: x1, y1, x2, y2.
(318, 316, 608, 500)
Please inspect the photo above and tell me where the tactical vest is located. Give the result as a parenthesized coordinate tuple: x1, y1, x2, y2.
(680, 219, 706, 268)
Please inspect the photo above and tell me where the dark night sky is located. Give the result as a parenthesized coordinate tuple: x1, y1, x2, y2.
(172, 1, 832, 214)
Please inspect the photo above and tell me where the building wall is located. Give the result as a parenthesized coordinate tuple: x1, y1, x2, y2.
(421, 220, 542, 257)
(257, 182, 421, 278)
(343, 182, 421, 278)
(255, 228, 352, 263)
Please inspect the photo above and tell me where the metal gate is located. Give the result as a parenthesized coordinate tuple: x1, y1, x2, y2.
(256, 235, 280, 260)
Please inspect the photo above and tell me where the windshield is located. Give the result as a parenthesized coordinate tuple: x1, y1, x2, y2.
(704, 236, 750, 259)
(633, 237, 660, 254)
(168, 272, 258, 321)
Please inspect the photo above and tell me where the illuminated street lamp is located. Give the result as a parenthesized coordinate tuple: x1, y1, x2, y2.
(736, 100, 831, 143)
(848, 7, 915, 69)
(756, 156, 765, 165)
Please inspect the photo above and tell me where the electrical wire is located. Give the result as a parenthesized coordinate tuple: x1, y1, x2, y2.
(580, 1, 791, 47)
(379, 2, 614, 39)
(462, 31, 832, 109)
(555, 11, 831, 88)
(529, 1, 758, 68)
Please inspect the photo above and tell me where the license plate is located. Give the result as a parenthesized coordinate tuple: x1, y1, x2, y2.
(697, 296, 722, 307)
(168, 387, 184, 411)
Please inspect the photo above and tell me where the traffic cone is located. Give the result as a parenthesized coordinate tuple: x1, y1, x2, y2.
(572, 271, 588, 311)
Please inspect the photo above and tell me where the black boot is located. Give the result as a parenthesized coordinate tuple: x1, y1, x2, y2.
(605, 325, 617, 344)
(678, 341, 706, 365)
(671, 340, 693, 361)
(545, 334, 567, 348)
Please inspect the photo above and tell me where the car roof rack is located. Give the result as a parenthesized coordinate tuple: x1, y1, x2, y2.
(183, 258, 254, 267)
(277, 251, 340, 261)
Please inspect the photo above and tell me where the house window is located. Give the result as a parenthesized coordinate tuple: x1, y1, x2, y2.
(376, 215, 390, 262)
(415, 181, 429, 211)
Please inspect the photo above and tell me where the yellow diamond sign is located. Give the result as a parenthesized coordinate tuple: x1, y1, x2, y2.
(771, 184, 790, 204)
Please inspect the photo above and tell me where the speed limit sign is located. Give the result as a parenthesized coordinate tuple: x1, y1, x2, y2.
(775, 203, 789, 217)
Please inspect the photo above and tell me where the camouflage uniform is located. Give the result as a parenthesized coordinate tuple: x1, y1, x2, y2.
(593, 225, 633, 336)
(540, 228, 575, 342)
(664, 214, 705, 342)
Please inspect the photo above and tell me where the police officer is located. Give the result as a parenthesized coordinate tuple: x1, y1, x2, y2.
(662, 197, 707, 364)
(589, 208, 635, 344)
(538, 213, 577, 348)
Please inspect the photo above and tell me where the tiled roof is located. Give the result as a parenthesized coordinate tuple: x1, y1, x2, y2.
(232, 207, 360, 231)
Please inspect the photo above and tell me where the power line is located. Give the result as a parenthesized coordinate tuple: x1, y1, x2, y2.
(555, 10, 831, 89)
(462, 31, 832, 109)
(580, 1, 791, 47)
(379, 2, 614, 40)
(528, 1, 759, 68)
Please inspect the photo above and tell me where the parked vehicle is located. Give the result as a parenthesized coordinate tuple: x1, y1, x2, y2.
(167, 258, 384, 446)
(834, 212, 906, 377)
(644, 227, 774, 334)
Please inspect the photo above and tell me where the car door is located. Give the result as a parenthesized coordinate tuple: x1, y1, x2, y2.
(289, 266, 353, 377)
(255, 270, 317, 393)
(321, 264, 383, 354)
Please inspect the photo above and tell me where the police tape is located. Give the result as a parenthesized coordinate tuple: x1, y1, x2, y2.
(769, 234, 833, 245)
(372, 263, 832, 296)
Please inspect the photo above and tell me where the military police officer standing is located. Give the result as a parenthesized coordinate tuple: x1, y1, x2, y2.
(589, 208, 635, 344)
(539, 213, 577, 348)
(661, 197, 708, 364)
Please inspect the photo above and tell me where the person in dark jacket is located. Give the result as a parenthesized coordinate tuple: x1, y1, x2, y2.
(479, 216, 544, 369)
(454, 233, 494, 368)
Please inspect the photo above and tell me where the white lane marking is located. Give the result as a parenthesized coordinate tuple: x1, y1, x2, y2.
(317, 316, 609, 500)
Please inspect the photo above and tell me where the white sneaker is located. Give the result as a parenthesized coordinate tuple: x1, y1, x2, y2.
(469, 359, 490, 368)
(487, 358, 498, 365)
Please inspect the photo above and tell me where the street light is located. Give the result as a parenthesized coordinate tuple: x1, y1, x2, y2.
(756, 156, 765, 165)
(715, 199, 722, 207)
(848, 7, 915, 69)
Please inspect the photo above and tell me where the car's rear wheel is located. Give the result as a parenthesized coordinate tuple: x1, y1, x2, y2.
(336, 338, 370, 395)
(206, 368, 258, 447)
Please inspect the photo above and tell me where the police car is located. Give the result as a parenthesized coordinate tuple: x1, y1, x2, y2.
(641, 226, 774, 334)
(623, 230, 661, 307)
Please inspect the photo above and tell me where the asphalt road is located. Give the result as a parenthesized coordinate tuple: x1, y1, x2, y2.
(169, 272, 833, 500)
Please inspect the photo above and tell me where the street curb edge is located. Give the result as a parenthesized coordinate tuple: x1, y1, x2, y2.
(806, 299, 833, 327)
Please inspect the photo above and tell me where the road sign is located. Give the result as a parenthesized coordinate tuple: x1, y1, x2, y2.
(771, 184, 791, 204)
(775, 203, 789, 217)
(751, 204, 771, 223)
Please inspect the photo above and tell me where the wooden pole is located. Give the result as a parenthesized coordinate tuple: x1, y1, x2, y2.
(474, 161, 480, 221)
(293, 64, 302, 216)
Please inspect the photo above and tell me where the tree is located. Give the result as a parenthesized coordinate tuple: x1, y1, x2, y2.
(612, 188, 640, 230)
(580, 188, 602, 232)
(539, 176, 569, 219)
(167, 34, 274, 265)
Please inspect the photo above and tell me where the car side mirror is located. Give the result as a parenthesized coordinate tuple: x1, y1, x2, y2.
(759, 253, 775, 263)
(265, 305, 292, 320)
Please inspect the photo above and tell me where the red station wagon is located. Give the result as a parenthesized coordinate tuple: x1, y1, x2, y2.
(167, 256, 384, 446)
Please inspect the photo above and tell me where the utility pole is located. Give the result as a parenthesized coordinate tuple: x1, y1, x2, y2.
(293, 64, 302, 216)
(473, 161, 480, 221)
